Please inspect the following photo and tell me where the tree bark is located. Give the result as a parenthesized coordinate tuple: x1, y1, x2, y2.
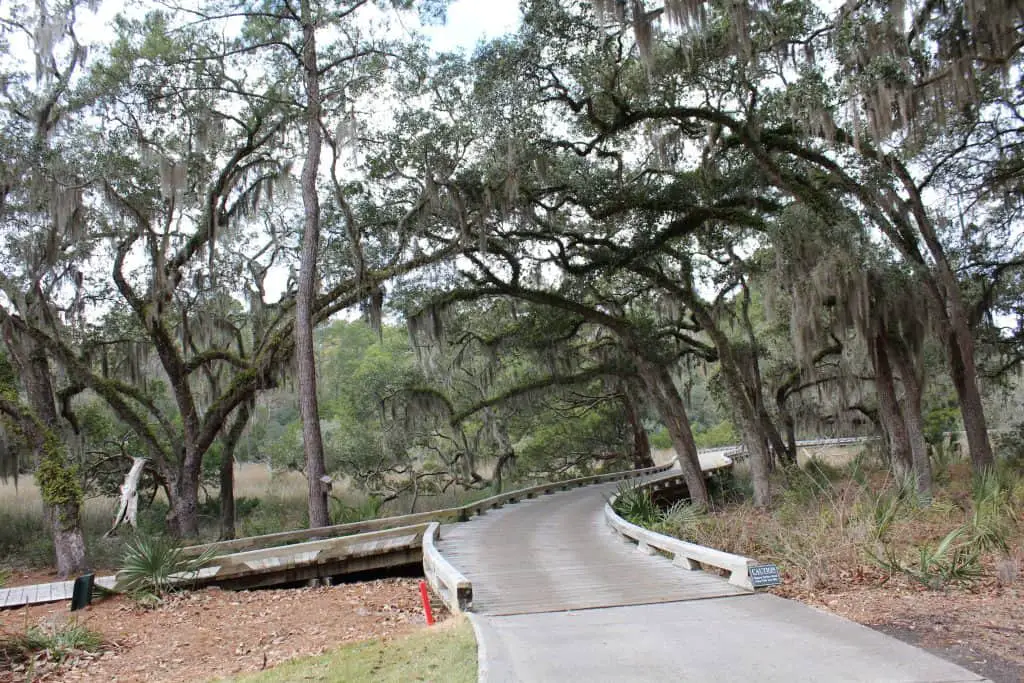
(758, 406, 788, 471)
(888, 338, 933, 499)
(871, 333, 913, 480)
(776, 388, 799, 465)
(692, 308, 773, 507)
(219, 402, 251, 540)
(621, 383, 655, 469)
(899, 179, 994, 472)
(297, 0, 331, 528)
(947, 331, 993, 471)
(106, 457, 147, 536)
(486, 407, 516, 493)
(167, 460, 201, 537)
(21, 340, 88, 577)
(637, 362, 708, 507)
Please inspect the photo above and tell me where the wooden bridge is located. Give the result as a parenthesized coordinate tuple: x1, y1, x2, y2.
(0, 462, 673, 610)
(0, 440, 845, 611)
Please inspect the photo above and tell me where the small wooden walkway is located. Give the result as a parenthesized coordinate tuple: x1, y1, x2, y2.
(0, 576, 116, 609)
(438, 478, 747, 616)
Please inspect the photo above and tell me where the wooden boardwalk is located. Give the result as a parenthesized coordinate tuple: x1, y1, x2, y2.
(437, 478, 747, 616)
(0, 576, 116, 609)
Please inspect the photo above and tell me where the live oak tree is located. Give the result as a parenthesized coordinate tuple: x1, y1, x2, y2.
(0, 0, 101, 575)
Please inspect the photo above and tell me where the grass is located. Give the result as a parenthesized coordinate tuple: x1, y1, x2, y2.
(229, 618, 477, 683)
(0, 478, 122, 569)
(0, 618, 104, 666)
(0, 465, 310, 569)
(0, 459, 536, 575)
(653, 454, 1023, 592)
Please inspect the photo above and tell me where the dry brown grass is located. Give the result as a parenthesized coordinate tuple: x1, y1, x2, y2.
(233, 463, 308, 500)
(664, 459, 1023, 593)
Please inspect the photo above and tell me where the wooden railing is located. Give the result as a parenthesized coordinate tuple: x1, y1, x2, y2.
(422, 522, 472, 612)
(182, 463, 674, 558)
(604, 498, 758, 591)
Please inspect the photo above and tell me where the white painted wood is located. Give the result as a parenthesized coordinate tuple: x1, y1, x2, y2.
(423, 522, 472, 613)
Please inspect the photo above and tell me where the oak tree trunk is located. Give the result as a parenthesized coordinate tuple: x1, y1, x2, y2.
(871, 334, 913, 481)
(888, 340, 933, 499)
(948, 331, 994, 472)
(621, 384, 654, 469)
(637, 362, 708, 507)
(23, 343, 88, 577)
(698, 317, 773, 507)
(218, 402, 251, 540)
(167, 461, 201, 538)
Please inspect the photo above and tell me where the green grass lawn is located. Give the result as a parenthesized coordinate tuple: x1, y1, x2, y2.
(229, 617, 477, 683)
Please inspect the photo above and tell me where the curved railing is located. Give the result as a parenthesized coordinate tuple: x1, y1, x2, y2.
(422, 522, 472, 612)
(178, 437, 870, 609)
(605, 486, 758, 590)
(603, 436, 876, 591)
(182, 462, 674, 559)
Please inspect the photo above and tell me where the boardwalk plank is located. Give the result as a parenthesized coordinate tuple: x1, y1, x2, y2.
(438, 479, 748, 616)
(0, 575, 118, 610)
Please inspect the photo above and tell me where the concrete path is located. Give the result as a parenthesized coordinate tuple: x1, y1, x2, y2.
(470, 597, 987, 682)
(439, 473, 987, 682)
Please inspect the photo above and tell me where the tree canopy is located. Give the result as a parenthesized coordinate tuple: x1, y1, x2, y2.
(1, 0, 1021, 569)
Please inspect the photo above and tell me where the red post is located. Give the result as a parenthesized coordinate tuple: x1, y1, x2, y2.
(419, 580, 435, 626)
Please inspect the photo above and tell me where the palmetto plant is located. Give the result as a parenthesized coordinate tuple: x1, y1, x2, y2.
(658, 500, 705, 533)
(117, 535, 217, 600)
(869, 527, 982, 590)
(967, 467, 1020, 554)
(612, 482, 659, 527)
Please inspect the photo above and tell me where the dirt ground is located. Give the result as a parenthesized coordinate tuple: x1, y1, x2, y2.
(0, 578, 441, 682)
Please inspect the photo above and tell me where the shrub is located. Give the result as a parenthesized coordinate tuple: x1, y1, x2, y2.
(331, 495, 383, 524)
(117, 535, 216, 601)
(648, 427, 673, 449)
(866, 489, 906, 543)
(930, 440, 962, 484)
(869, 527, 983, 590)
(655, 500, 705, 535)
(967, 466, 1020, 554)
(611, 482, 659, 527)
(693, 420, 739, 449)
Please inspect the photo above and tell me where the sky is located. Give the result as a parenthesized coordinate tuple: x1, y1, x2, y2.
(425, 0, 522, 53)
(75, 0, 523, 54)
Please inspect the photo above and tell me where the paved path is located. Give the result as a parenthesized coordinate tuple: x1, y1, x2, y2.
(439, 474, 987, 682)
(0, 576, 116, 609)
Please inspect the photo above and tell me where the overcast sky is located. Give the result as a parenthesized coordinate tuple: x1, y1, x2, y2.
(73, 0, 522, 54)
(426, 0, 522, 53)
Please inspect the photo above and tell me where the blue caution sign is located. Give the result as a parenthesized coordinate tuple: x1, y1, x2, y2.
(748, 563, 781, 588)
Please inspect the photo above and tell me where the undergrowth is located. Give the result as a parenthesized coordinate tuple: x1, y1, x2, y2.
(652, 453, 1022, 592)
(0, 618, 104, 675)
(117, 535, 218, 604)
